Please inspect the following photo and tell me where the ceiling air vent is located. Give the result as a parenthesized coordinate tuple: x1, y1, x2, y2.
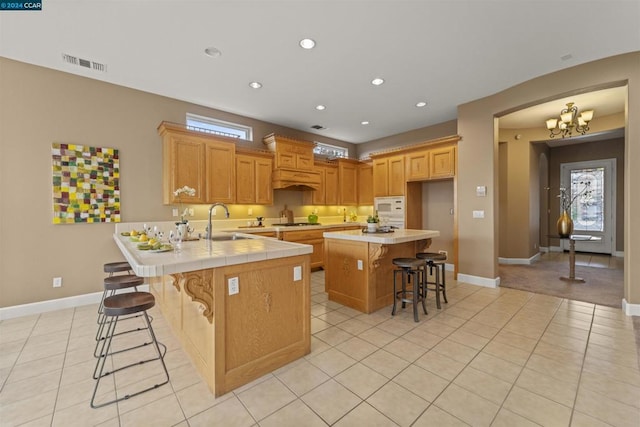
(311, 125, 326, 130)
(61, 53, 107, 73)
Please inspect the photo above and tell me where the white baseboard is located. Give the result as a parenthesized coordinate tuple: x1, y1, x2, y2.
(0, 284, 149, 321)
(614, 251, 624, 258)
(456, 273, 500, 288)
(539, 246, 550, 253)
(622, 299, 640, 316)
(498, 253, 541, 265)
(445, 263, 454, 272)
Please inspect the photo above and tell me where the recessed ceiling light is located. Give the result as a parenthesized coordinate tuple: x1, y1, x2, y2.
(416, 101, 427, 107)
(204, 47, 222, 58)
(249, 81, 262, 89)
(371, 78, 384, 86)
(315, 104, 326, 111)
(361, 121, 370, 125)
(299, 38, 316, 49)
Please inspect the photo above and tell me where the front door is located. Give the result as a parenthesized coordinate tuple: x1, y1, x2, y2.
(560, 159, 616, 254)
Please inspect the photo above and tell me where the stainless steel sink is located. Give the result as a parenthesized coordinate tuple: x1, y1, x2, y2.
(209, 234, 251, 241)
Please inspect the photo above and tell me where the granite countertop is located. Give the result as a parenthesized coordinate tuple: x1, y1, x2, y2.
(113, 232, 312, 277)
(322, 228, 440, 244)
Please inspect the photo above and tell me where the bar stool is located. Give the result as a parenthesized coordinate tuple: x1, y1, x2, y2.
(391, 257, 427, 322)
(91, 291, 169, 408)
(416, 252, 447, 309)
(98, 262, 132, 320)
(95, 274, 145, 357)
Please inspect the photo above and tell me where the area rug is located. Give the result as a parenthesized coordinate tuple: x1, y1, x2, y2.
(499, 259, 623, 308)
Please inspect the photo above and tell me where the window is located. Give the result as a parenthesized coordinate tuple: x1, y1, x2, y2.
(313, 142, 349, 159)
(186, 113, 253, 141)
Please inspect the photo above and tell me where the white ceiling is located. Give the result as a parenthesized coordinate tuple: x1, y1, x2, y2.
(1, 1, 638, 144)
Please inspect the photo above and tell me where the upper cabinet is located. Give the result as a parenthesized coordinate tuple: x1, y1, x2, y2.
(405, 150, 429, 181)
(337, 159, 359, 206)
(372, 155, 405, 197)
(429, 146, 456, 179)
(304, 161, 338, 205)
(357, 162, 373, 205)
(159, 122, 235, 204)
(236, 150, 274, 205)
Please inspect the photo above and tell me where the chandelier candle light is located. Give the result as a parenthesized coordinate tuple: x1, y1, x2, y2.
(546, 102, 594, 138)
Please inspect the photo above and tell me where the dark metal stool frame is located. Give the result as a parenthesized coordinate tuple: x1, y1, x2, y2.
(391, 257, 427, 322)
(91, 291, 169, 408)
(94, 274, 146, 358)
(416, 252, 448, 309)
(98, 262, 133, 322)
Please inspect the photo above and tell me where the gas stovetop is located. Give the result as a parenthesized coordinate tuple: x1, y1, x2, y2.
(278, 222, 321, 227)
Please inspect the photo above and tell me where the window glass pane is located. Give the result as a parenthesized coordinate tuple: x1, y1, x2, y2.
(313, 142, 348, 158)
(186, 113, 252, 141)
(570, 167, 604, 232)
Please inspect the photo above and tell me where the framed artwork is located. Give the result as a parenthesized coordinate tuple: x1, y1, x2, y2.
(52, 143, 120, 224)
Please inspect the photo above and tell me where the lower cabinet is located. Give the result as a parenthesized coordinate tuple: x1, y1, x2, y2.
(149, 255, 311, 396)
(281, 229, 325, 269)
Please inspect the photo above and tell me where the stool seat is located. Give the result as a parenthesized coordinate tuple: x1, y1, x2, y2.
(392, 258, 425, 268)
(104, 292, 155, 317)
(416, 252, 446, 262)
(103, 274, 144, 291)
(104, 261, 131, 274)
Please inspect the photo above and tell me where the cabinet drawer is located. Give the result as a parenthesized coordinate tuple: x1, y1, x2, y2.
(281, 229, 324, 242)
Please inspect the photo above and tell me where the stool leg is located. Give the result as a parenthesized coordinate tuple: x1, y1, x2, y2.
(420, 269, 428, 315)
(401, 270, 407, 309)
(391, 270, 399, 316)
(440, 263, 448, 304)
(411, 271, 419, 322)
(434, 264, 441, 309)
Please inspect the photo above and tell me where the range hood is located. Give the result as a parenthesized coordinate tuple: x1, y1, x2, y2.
(272, 168, 321, 191)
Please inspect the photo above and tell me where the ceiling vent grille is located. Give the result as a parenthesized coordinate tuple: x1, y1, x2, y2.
(311, 124, 326, 130)
(62, 53, 107, 72)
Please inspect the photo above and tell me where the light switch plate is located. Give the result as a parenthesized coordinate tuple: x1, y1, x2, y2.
(228, 277, 239, 295)
(476, 186, 487, 197)
(357, 260, 363, 270)
(472, 210, 485, 218)
(293, 266, 302, 281)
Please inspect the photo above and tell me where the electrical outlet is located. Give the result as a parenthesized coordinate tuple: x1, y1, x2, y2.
(293, 266, 302, 281)
(228, 277, 239, 295)
(248, 208, 253, 216)
(357, 260, 363, 270)
(172, 208, 179, 217)
(188, 208, 194, 216)
(313, 208, 318, 215)
(211, 208, 217, 216)
(472, 210, 485, 218)
(53, 277, 62, 288)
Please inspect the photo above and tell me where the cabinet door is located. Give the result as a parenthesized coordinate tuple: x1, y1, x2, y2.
(297, 154, 314, 170)
(205, 141, 235, 203)
(255, 158, 273, 205)
(358, 163, 373, 205)
(388, 155, 405, 196)
(373, 158, 389, 197)
(308, 238, 324, 269)
(324, 167, 339, 205)
(429, 146, 456, 179)
(165, 137, 207, 204)
(406, 151, 429, 181)
(339, 162, 358, 205)
(235, 155, 255, 204)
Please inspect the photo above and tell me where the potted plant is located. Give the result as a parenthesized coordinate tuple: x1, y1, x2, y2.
(366, 214, 379, 232)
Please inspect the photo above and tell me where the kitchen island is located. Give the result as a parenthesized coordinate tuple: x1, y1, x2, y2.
(323, 229, 440, 313)
(113, 224, 312, 397)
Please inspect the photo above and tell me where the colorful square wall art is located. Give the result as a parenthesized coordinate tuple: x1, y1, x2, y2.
(52, 143, 121, 224)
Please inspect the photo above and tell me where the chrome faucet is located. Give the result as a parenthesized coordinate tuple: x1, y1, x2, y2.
(207, 203, 230, 239)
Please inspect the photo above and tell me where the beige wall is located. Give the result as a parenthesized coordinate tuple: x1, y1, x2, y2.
(0, 58, 357, 307)
(458, 51, 639, 305)
(421, 180, 455, 258)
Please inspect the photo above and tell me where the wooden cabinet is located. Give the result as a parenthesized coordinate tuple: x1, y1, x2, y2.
(429, 146, 456, 179)
(281, 229, 325, 269)
(357, 162, 373, 205)
(338, 159, 359, 206)
(159, 122, 235, 204)
(373, 155, 405, 197)
(263, 134, 320, 190)
(236, 152, 273, 205)
(304, 162, 338, 205)
(405, 150, 429, 181)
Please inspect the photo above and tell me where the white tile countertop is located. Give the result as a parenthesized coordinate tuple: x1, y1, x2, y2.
(113, 228, 312, 277)
(323, 228, 440, 244)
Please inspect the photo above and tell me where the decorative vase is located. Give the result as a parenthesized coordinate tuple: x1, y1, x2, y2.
(556, 210, 573, 238)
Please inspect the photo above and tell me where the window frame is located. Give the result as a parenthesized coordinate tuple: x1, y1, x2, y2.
(186, 113, 253, 141)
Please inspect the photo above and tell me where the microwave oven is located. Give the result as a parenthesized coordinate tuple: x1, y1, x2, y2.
(374, 196, 405, 227)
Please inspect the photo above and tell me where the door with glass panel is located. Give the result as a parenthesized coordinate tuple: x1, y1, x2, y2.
(560, 159, 615, 254)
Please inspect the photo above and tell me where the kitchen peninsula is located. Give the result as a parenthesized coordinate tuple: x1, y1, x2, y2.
(323, 229, 440, 313)
(113, 223, 312, 397)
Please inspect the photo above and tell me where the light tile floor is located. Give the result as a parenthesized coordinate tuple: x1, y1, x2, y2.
(1, 270, 639, 426)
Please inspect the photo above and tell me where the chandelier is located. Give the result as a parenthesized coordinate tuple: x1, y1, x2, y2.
(545, 102, 594, 138)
